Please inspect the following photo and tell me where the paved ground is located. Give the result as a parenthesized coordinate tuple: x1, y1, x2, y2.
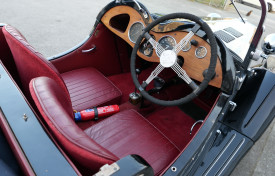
(0, 0, 274, 175)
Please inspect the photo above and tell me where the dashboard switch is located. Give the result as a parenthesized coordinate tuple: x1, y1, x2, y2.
(191, 39, 198, 46)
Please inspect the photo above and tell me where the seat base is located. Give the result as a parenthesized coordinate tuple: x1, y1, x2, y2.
(61, 67, 122, 111)
(85, 109, 180, 175)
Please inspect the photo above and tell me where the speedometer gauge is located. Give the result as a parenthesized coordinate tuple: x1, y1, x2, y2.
(156, 35, 176, 56)
(195, 46, 207, 59)
(129, 22, 144, 43)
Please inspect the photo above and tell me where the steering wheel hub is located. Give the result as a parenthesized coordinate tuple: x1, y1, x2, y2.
(160, 50, 177, 68)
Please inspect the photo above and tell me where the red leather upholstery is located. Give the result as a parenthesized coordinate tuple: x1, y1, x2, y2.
(0, 27, 19, 81)
(84, 110, 180, 175)
(51, 23, 123, 77)
(61, 67, 122, 111)
(3, 24, 122, 109)
(3, 25, 69, 100)
(30, 77, 180, 175)
(29, 77, 118, 171)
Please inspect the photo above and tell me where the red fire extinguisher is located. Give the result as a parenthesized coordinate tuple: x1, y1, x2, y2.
(74, 105, 120, 122)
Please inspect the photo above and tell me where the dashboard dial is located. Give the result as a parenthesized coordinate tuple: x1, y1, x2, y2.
(156, 35, 176, 56)
(139, 36, 155, 57)
(129, 22, 144, 43)
(182, 41, 191, 52)
(195, 46, 207, 59)
(143, 44, 153, 56)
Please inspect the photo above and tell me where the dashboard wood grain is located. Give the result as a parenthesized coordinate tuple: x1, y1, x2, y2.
(101, 6, 222, 88)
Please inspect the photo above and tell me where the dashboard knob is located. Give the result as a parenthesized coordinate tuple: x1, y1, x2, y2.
(135, 68, 141, 75)
(191, 39, 198, 46)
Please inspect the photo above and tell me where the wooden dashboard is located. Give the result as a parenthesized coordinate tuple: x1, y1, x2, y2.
(101, 6, 222, 88)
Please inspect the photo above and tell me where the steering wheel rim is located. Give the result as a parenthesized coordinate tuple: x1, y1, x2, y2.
(131, 13, 218, 106)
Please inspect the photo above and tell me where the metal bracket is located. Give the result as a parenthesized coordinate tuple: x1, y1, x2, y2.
(229, 101, 237, 111)
(133, 0, 148, 19)
(114, 0, 148, 18)
(94, 163, 120, 176)
(251, 49, 268, 61)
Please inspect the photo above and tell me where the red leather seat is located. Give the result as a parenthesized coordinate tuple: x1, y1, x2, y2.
(30, 76, 180, 175)
(61, 67, 121, 111)
(2, 25, 121, 110)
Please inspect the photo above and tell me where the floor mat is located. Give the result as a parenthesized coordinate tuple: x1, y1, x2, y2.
(108, 72, 165, 103)
(109, 72, 203, 150)
(108, 73, 135, 103)
(147, 106, 200, 150)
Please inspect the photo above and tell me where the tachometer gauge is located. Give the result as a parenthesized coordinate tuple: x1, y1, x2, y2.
(182, 41, 191, 52)
(129, 22, 144, 43)
(156, 35, 176, 56)
(195, 46, 207, 59)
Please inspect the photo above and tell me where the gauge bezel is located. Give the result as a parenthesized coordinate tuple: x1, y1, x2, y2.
(195, 46, 207, 59)
(128, 22, 145, 44)
(156, 35, 177, 57)
(182, 41, 192, 52)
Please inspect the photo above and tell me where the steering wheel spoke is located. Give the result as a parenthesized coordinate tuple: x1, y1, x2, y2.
(171, 63, 198, 90)
(174, 31, 194, 54)
(143, 64, 165, 88)
(144, 32, 165, 56)
(174, 24, 201, 54)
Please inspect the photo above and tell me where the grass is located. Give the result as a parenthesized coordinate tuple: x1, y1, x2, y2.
(192, 0, 228, 8)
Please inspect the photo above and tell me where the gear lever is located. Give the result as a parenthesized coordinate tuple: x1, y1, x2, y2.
(129, 69, 142, 105)
(134, 69, 141, 93)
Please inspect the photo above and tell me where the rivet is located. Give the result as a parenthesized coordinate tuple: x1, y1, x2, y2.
(23, 114, 28, 121)
(171, 166, 177, 172)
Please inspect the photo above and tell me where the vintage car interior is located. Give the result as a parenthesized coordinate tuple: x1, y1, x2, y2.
(0, 1, 242, 175)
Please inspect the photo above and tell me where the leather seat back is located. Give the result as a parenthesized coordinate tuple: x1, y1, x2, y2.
(29, 76, 118, 170)
(2, 25, 69, 99)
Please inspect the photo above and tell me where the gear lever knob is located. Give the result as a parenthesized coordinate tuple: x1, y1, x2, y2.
(136, 68, 141, 75)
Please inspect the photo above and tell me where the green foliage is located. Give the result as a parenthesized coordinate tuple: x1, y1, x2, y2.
(194, 0, 211, 4)
(193, 0, 228, 8)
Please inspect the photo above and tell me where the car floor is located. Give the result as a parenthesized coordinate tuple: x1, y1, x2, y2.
(108, 71, 211, 150)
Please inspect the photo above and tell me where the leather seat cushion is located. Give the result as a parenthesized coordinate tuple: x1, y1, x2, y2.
(84, 109, 180, 175)
(61, 67, 122, 111)
(29, 77, 118, 170)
